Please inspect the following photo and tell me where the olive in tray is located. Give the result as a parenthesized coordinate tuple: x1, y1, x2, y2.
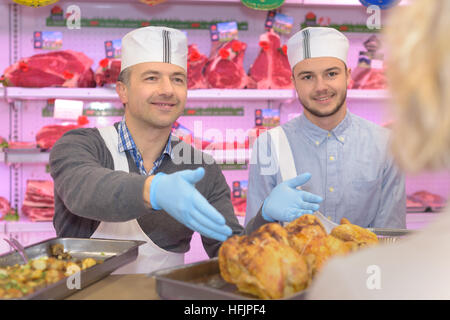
(0, 244, 102, 299)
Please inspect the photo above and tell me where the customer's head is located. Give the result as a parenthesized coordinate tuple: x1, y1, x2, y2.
(385, 0, 450, 173)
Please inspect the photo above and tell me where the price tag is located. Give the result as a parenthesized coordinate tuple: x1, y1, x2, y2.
(53, 99, 84, 120)
(104, 39, 122, 58)
(273, 13, 294, 35)
(217, 21, 238, 42)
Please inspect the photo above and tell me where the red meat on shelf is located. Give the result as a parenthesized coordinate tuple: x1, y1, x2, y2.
(94, 58, 121, 87)
(0, 196, 11, 219)
(35, 124, 81, 150)
(22, 180, 54, 222)
(187, 44, 208, 89)
(406, 195, 425, 208)
(7, 141, 37, 149)
(350, 67, 387, 89)
(248, 30, 293, 89)
(2, 50, 96, 88)
(204, 39, 249, 89)
(411, 190, 447, 209)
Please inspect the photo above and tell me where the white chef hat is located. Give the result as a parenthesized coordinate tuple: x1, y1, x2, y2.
(287, 27, 349, 70)
(120, 26, 188, 72)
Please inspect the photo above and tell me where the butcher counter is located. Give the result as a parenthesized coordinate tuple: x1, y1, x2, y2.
(65, 274, 160, 300)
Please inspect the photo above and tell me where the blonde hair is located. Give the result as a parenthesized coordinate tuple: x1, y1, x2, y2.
(384, 0, 450, 173)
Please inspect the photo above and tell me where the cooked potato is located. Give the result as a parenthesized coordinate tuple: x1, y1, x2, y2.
(81, 258, 97, 270)
(45, 269, 64, 284)
(1, 244, 100, 298)
(31, 258, 47, 271)
(64, 262, 81, 276)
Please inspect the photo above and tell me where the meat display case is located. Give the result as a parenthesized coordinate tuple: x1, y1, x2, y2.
(0, 0, 447, 262)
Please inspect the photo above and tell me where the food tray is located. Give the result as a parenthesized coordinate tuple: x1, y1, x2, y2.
(0, 237, 145, 300)
(151, 257, 308, 300)
(152, 228, 413, 300)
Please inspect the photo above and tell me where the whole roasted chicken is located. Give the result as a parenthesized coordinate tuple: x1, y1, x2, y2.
(219, 214, 378, 299)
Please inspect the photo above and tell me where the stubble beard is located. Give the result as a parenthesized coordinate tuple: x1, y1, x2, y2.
(300, 90, 347, 118)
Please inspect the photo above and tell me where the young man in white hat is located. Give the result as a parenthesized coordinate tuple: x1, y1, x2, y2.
(50, 26, 275, 274)
(245, 27, 406, 230)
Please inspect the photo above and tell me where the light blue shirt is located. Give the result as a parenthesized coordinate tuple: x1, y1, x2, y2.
(244, 111, 406, 229)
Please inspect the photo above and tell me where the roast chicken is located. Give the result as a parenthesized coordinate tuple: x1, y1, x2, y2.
(219, 214, 378, 299)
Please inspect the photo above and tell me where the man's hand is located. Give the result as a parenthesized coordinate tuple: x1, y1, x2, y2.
(148, 167, 232, 242)
(262, 172, 323, 222)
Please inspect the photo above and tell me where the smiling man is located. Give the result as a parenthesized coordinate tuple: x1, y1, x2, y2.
(49, 27, 250, 274)
(245, 27, 406, 230)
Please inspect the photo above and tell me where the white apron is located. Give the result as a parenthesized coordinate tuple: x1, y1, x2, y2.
(91, 125, 184, 274)
(268, 126, 298, 182)
(268, 127, 298, 227)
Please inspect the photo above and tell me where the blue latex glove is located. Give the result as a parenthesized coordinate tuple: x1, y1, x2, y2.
(262, 172, 323, 222)
(149, 167, 232, 242)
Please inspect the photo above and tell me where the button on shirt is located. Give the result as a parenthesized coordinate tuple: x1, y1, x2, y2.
(118, 118, 172, 175)
(244, 112, 406, 229)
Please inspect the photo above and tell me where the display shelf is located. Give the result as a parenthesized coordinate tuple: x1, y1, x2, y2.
(0, 0, 408, 5)
(4, 217, 55, 233)
(1, 149, 50, 164)
(3, 87, 390, 102)
(302, 0, 410, 6)
(0, 148, 250, 164)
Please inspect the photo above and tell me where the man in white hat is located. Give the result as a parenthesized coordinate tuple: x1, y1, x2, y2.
(245, 27, 406, 230)
(49, 26, 269, 274)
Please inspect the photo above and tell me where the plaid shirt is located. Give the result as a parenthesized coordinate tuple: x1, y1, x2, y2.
(117, 118, 172, 176)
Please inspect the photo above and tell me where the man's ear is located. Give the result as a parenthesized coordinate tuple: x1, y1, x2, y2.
(346, 67, 352, 87)
(116, 81, 128, 106)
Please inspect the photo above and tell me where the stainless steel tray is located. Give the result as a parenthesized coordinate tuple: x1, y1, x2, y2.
(152, 228, 414, 300)
(151, 257, 308, 300)
(0, 237, 145, 300)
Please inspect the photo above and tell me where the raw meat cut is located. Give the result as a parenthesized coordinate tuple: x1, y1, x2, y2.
(411, 190, 447, 209)
(406, 195, 425, 208)
(187, 44, 208, 89)
(95, 58, 121, 87)
(22, 180, 54, 222)
(36, 124, 81, 150)
(0, 196, 11, 219)
(248, 30, 293, 89)
(0, 136, 8, 148)
(7, 141, 37, 149)
(350, 67, 387, 89)
(21, 207, 54, 222)
(204, 40, 249, 89)
(231, 197, 246, 217)
(2, 50, 96, 88)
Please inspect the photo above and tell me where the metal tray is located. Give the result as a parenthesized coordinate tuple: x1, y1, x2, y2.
(151, 228, 413, 300)
(151, 257, 308, 300)
(0, 237, 145, 300)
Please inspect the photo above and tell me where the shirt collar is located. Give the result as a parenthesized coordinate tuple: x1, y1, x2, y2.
(117, 118, 173, 159)
(298, 111, 352, 146)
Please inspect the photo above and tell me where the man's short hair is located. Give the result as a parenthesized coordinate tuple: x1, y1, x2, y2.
(117, 67, 131, 86)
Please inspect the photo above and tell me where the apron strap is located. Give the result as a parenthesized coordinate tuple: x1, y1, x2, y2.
(268, 126, 297, 182)
(97, 126, 129, 172)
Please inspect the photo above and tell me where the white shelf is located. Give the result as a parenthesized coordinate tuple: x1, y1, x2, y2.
(300, 0, 410, 6)
(188, 89, 296, 101)
(0, 148, 249, 164)
(5, 219, 55, 233)
(1, 149, 50, 164)
(2, 87, 390, 102)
